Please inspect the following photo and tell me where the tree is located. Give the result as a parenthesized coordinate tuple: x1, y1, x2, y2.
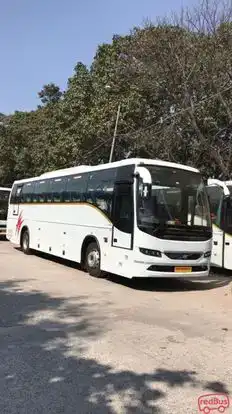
(1, 0, 232, 184)
(38, 83, 62, 106)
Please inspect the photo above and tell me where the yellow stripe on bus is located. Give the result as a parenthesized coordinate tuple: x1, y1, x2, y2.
(17, 202, 113, 224)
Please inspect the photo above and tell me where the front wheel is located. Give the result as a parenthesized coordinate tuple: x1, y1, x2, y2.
(85, 242, 103, 278)
(21, 229, 31, 255)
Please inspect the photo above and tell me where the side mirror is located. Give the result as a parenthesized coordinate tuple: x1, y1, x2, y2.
(135, 166, 152, 199)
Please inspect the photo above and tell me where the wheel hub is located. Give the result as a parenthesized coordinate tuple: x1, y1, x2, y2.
(23, 233, 29, 250)
(87, 250, 100, 268)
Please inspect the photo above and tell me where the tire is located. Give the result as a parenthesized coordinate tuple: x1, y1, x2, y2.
(85, 242, 103, 278)
(21, 229, 31, 255)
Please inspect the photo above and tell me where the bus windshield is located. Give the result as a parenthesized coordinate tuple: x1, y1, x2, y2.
(0, 189, 10, 222)
(137, 166, 211, 237)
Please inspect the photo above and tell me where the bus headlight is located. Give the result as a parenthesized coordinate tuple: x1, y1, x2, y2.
(139, 248, 162, 257)
(204, 251, 211, 258)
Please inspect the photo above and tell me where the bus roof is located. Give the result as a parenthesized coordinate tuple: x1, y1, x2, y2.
(11, 158, 200, 184)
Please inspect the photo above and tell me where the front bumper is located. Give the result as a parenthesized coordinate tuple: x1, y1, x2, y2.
(131, 259, 210, 279)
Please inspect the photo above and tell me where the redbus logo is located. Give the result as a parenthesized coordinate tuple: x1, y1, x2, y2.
(198, 394, 230, 413)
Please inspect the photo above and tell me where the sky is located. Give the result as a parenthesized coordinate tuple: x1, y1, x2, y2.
(0, 0, 197, 114)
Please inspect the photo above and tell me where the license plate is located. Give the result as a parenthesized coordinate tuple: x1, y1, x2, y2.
(174, 266, 192, 273)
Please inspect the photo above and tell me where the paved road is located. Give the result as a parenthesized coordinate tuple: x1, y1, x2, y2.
(0, 241, 231, 414)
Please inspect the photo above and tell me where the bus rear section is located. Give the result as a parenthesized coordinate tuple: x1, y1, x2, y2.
(7, 159, 212, 279)
(0, 187, 11, 237)
(207, 179, 232, 270)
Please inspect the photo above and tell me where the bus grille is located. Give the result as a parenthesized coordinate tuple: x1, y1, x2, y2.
(164, 252, 202, 260)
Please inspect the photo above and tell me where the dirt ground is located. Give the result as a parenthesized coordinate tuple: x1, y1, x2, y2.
(0, 240, 231, 413)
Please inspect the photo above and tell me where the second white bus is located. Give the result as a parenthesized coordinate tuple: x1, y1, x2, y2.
(207, 178, 232, 270)
(7, 158, 212, 279)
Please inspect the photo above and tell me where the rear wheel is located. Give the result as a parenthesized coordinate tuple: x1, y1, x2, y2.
(85, 242, 103, 278)
(21, 229, 31, 255)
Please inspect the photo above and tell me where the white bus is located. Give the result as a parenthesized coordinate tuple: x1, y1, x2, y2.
(0, 187, 11, 236)
(207, 178, 232, 270)
(6, 158, 212, 279)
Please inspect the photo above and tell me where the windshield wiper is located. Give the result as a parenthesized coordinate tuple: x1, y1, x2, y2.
(152, 221, 167, 234)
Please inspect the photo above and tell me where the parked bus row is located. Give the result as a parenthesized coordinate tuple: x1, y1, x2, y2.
(3, 158, 232, 279)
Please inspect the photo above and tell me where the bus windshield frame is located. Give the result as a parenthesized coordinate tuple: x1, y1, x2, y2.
(137, 165, 211, 239)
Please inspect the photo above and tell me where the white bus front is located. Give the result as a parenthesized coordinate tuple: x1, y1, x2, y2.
(128, 164, 212, 278)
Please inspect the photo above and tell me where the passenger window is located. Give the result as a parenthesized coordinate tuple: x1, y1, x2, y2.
(86, 169, 116, 217)
(21, 182, 34, 203)
(50, 178, 66, 202)
(33, 180, 48, 203)
(9, 185, 23, 215)
(10, 185, 23, 204)
(223, 198, 232, 235)
(46, 180, 52, 203)
(206, 186, 223, 226)
(15, 186, 23, 204)
(10, 185, 17, 204)
(65, 174, 88, 202)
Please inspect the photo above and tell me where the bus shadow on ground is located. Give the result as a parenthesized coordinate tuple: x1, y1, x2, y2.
(14, 248, 232, 293)
(0, 278, 229, 414)
(105, 273, 232, 292)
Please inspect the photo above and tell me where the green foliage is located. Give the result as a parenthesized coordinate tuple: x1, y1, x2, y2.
(1, 0, 232, 184)
(38, 83, 62, 106)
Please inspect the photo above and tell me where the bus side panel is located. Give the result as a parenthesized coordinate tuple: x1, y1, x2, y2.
(7, 200, 129, 276)
(9, 204, 113, 264)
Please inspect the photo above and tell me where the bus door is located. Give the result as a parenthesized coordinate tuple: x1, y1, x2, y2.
(112, 182, 133, 249)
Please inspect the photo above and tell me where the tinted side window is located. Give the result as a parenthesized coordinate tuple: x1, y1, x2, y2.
(21, 182, 34, 203)
(223, 198, 232, 235)
(86, 169, 116, 217)
(10, 185, 22, 204)
(65, 174, 88, 202)
(14, 185, 23, 204)
(50, 177, 66, 202)
(33, 180, 49, 203)
(207, 186, 223, 225)
(10, 185, 17, 204)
